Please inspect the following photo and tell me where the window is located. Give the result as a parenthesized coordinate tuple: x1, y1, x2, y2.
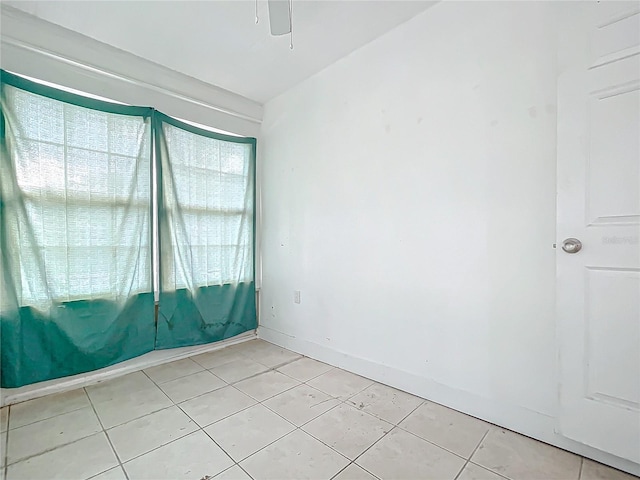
(1, 83, 152, 309)
(158, 117, 254, 291)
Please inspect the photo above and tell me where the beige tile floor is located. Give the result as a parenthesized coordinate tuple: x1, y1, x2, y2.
(0, 339, 637, 480)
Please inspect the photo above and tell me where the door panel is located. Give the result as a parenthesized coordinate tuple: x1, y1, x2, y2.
(557, 0, 640, 463)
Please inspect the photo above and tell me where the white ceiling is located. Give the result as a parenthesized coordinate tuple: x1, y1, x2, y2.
(6, 0, 436, 103)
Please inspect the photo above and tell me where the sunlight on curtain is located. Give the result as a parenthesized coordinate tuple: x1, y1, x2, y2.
(1, 86, 152, 309)
(160, 121, 253, 291)
(156, 114, 256, 348)
(0, 75, 155, 387)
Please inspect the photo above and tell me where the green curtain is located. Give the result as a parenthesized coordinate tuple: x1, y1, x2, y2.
(0, 72, 257, 387)
(0, 72, 155, 387)
(155, 113, 257, 349)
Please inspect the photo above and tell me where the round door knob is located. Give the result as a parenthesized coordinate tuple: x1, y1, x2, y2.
(562, 238, 582, 253)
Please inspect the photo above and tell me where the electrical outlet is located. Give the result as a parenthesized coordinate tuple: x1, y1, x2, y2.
(294, 290, 301, 304)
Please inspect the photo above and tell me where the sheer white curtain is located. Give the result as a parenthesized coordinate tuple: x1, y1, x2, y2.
(1, 84, 152, 312)
(159, 121, 254, 293)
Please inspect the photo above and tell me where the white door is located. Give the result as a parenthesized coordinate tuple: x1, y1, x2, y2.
(557, 0, 640, 463)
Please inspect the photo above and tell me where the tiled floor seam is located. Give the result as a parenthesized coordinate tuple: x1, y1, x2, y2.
(328, 463, 351, 480)
(452, 430, 491, 480)
(6, 404, 89, 432)
(5, 343, 620, 480)
(259, 382, 425, 475)
(173, 384, 257, 428)
(2, 348, 454, 478)
(84, 386, 130, 480)
(195, 426, 243, 476)
(578, 457, 585, 480)
(4, 430, 102, 468)
(466, 460, 514, 480)
(138, 369, 252, 477)
(235, 461, 255, 480)
(343, 399, 442, 475)
(260, 394, 342, 429)
(89, 351, 497, 480)
(198, 381, 358, 476)
(3, 407, 9, 479)
(200, 417, 292, 465)
(115, 426, 202, 466)
(115, 352, 335, 413)
(344, 400, 460, 476)
(236, 426, 352, 473)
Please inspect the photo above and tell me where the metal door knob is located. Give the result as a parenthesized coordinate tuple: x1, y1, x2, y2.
(562, 238, 582, 253)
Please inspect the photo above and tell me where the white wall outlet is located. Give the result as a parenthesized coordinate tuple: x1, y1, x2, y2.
(294, 290, 301, 304)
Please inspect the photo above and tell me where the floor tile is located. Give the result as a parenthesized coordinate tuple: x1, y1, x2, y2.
(1, 407, 7, 432)
(9, 389, 91, 430)
(86, 371, 156, 404)
(240, 430, 349, 480)
(234, 371, 300, 402)
(303, 403, 391, 460)
(471, 429, 581, 480)
(6, 433, 117, 480)
(123, 430, 233, 480)
(458, 463, 506, 480)
(243, 343, 302, 368)
(7, 407, 101, 464)
(263, 383, 340, 426)
(213, 465, 252, 480)
(277, 357, 334, 382)
(92, 385, 172, 429)
(357, 428, 465, 480)
(239, 340, 288, 358)
(108, 406, 198, 462)
(192, 348, 246, 370)
(144, 358, 204, 384)
(179, 385, 256, 427)
(399, 401, 490, 458)
(89, 466, 128, 480)
(580, 458, 639, 480)
(159, 370, 226, 403)
(333, 464, 379, 480)
(347, 383, 423, 425)
(205, 404, 295, 461)
(308, 369, 374, 400)
(210, 358, 270, 384)
(226, 339, 269, 356)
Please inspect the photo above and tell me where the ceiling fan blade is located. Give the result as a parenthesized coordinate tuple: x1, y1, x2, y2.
(268, 0, 291, 36)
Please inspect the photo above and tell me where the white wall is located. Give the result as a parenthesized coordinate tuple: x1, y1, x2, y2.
(259, 1, 635, 471)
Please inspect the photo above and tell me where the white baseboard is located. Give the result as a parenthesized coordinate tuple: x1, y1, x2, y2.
(0, 331, 257, 407)
(258, 325, 640, 477)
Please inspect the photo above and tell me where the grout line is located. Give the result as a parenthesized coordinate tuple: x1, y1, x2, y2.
(4, 341, 597, 480)
(395, 399, 426, 426)
(177, 387, 257, 429)
(453, 430, 490, 480)
(3, 417, 107, 468)
(200, 414, 292, 465)
(198, 426, 242, 476)
(345, 396, 451, 473)
(344, 400, 425, 479)
(329, 462, 351, 480)
(466, 460, 512, 480)
(578, 456, 585, 480)
(3, 343, 350, 478)
(236, 462, 255, 480)
(84, 387, 130, 480)
(3, 393, 91, 432)
(3, 406, 10, 479)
